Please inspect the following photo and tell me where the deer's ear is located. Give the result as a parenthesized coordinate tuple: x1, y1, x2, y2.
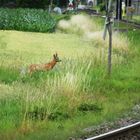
(53, 54, 56, 58)
(56, 52, 58, 57)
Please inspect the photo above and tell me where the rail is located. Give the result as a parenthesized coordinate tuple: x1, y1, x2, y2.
(85, 121, 140, 140)
(77, 8, 140, 29)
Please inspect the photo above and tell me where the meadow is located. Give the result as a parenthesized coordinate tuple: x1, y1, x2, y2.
(0, 14, 140, 140)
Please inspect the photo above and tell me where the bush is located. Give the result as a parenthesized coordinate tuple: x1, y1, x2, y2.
(0, 8, 56, 32)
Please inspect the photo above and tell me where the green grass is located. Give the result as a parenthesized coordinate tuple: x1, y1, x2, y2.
(0, 16, 140, 140)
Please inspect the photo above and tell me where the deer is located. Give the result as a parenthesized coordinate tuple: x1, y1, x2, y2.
(28, 53, 61, 75)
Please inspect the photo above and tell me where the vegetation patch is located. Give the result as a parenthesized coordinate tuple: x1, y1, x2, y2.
(57, 14, 101, 35)
(0, 8, 57, 32)
(58, 15, 129, 53)
(0, 67, 19, 84)
(48, 111, 70, 121)
(27, 106, 47, 121)
(78, 103, 102, 113)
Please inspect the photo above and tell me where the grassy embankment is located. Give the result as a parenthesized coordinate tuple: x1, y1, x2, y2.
(0, 15, 140, 140)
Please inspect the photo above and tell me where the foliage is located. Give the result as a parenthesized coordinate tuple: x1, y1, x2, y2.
(16, 0, 49, 8)
(0, 0, 50, 8)
(97, 2, 106, 12)
(0, 0, 68, 8)
(0, 8, 56, 32)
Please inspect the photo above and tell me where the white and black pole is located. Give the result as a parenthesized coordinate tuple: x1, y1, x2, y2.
(103, 0, 114, 76)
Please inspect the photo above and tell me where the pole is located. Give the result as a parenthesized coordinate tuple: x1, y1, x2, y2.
(103, 0, 113, 75)
(108, 23, 112, 75)
(108, 0, 113, 76)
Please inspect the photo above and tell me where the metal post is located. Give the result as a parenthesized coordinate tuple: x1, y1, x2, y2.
(108, 23, 112, 75)
(103, 0, 113, 76)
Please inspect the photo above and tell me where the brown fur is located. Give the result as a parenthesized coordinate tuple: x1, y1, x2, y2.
(28, 53, 61, 74)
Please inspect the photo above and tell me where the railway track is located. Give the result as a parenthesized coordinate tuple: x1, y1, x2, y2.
(77, 8, 140, 29)
(85, 121, 140, 140)
(120, 19, 140, 29)
(77, 8, 98, 15)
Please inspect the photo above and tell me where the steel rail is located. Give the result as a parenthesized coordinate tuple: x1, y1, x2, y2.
(85, 121, 140, 140)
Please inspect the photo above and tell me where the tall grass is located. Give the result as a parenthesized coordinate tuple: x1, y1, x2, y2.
(58, 14, 129, 53)
(0, 15, 140, 140)
(57, 14, 101, 34)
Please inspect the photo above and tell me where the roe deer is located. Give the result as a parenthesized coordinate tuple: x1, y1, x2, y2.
(28, 53, 61, 74)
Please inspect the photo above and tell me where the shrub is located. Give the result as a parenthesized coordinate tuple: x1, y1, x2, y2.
(0, 8, 56, 32)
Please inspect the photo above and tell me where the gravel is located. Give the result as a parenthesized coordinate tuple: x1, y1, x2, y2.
(69, 104, 140, 140)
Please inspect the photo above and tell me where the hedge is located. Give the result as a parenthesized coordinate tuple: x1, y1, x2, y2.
(0, 8, 57, 32)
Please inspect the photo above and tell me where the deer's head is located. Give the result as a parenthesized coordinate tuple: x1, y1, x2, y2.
(53, 53, 61, 62)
